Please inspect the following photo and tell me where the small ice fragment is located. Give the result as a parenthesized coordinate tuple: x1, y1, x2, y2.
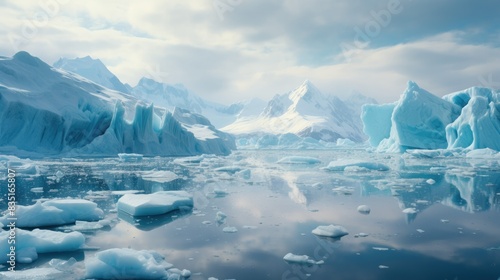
(373, 247, 389, 251)
(416, 229, 425, 233)
(49, 257, 77, 272)
(357, 205, 371, 215)
(222, 226, 238, 233)
(402, 207, 418, 214)
(55, 170, 64, 178)
(379, 265, 389, 269)
(441, 219, 449, 223)
(216, 211, 227, 224)
(208, 278, 219, 280)
(30, 187, 44, 193)
(426, 179, 436, 185)
(312, 224, 348, 238)
(354, 233, 369, 238)
(283, 253, 324, 265)
(202, 221, 212, 225)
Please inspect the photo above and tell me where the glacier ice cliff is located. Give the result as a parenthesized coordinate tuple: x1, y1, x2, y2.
(0, 51, 234, 157)
(362, 81, 500, 152)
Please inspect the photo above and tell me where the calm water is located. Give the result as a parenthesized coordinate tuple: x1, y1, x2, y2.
(1, 149, 500, 280)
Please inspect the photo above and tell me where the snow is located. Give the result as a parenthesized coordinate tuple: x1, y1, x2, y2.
(357, 205, 371, 214)
(323, 159, 390, 171)
(364, 81, 500, 152)
(277, 156, 321, 164)
(0, 52, 235, 157)
(85, 248, 173, 279)
(0, 228, 85, 264)
(283, 253, 324, 265)
(0, 199, 104, 228)
(311, 224, 349, 238)
(117, 191, 193, 216)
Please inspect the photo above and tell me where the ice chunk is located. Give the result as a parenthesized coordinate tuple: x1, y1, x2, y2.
(0, 267, 66, 279)
(118, 153, 143, 162)
(379, 265, 389, 269)
(402, 207, 418, 214)
(117, 191, 193, 216)
(426, 179, 436, 185)
(283, 253, 324, 265)
(466, 148, 500, 158)
(17, 247, 38, 263)
(85, 248, 172, 279)
(357, 205, 371, 215)
(49, 257, 77, 272)
(0, 199, 104, 228)
(222, 226, 238, 233)
(215, 211, 227, 225)
(214, 166, 242, 174)
(57, 220, 111, 232)
(0, 228, 85, 264)
(277, 156, 321, 164)
(323, 159, 389, 171)
(312, 224, 349, 238)
(140, 170, 179, 183)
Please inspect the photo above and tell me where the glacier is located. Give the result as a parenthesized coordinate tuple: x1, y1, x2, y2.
(0, 52, 235, 157)
(363, 81, 500, 152)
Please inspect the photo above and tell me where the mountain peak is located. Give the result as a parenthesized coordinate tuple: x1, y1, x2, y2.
(53, 56, 129, 93)
(13, 51, 48, 68)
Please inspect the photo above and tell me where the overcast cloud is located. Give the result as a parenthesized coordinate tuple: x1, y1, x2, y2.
(1, 0, 499, 103)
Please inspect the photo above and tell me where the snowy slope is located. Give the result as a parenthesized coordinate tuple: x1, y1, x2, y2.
(54, 56, 130, 93)
(221, 80, 367, 142)
(0, 51, 235, 157)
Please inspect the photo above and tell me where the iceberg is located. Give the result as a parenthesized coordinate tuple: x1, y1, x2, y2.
(0, 199, 104, 228)
(363, 81, 500, 152)
(85, 248, 173, 279)
(444, 87, 500, 150)
(0, 52, 235, 157)
(0, 228, 85, 264)
(311, 224, 349, 238)
(117, 191, 193, 216)
(323, 159, 390, 171)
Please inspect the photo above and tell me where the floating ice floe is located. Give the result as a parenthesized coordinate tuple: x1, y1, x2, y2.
(402, 208, 418, 214)
(312, 224, 349, 238)
(277, 156, 321, 165)
(140, 170, 179, 183)
(214, 166, 242, 174)
(57, 219, 112, 232)
(332, 186, 355, 195)
(0, 199, 104, 228)
(85, 248, 173, 279)
(0, 267, 67, 279)
(465, 148, 500, 158)
(0, 228, 85, 264)
(283, 253, 324, 265)
(323, 159, 390, 171)
(117, 191, 193, 216)
(357, 205, 371, 215)
(222, 226, 238, 233)
(215, 211, 227, 225)
(118, 153, 143, 162)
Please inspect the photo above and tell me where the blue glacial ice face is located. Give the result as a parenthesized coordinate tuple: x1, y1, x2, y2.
(363, 81, 500, 152)
(0, 52, 235, 157)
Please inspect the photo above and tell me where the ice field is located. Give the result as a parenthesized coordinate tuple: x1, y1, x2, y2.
(1, 149, 499, 279)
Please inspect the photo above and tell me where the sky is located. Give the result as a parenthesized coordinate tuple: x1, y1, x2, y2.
(1, 0, 499, 104)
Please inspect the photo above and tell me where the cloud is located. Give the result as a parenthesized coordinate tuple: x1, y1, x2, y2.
(0, 0, 499, 104)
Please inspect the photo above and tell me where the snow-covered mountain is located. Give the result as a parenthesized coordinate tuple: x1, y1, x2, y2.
(222, 80, 369, 142)
(0, 51, 235, 157)
(54, 56, 130, 93)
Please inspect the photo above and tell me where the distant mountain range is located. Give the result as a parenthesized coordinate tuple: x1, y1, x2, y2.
(54, 56, 376, 142)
